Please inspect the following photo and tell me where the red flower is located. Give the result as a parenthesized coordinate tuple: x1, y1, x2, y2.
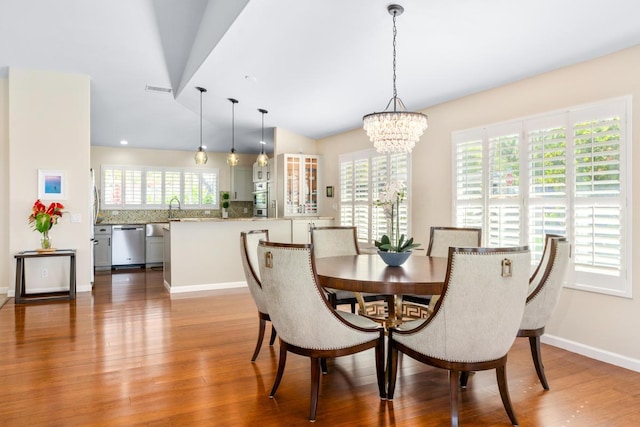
(28, 199, 65, 233)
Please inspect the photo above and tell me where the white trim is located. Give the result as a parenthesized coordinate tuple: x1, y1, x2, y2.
(166, 281, 247, 294)
(542, 333, 640, 373)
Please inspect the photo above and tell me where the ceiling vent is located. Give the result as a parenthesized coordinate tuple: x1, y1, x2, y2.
(145, 85, 172, 94)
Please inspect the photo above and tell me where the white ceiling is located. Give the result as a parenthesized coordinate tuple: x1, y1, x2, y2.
(2, 0, 640, 156)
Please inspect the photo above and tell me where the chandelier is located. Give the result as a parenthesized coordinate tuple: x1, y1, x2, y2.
(194, 87, 208, 164)
(226, 98, 239, 166)
(256, 108, 269, 167)
(363, 4, 427, 153)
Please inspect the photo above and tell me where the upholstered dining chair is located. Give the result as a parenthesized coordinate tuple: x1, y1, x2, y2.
(518, 234, 570, 390)
(403, 226, 482, 317)
(257, 241, 386, 422)
(240, 230, 276, 362)
(387, 246, 530, 427)
(311, 226, 382, 314)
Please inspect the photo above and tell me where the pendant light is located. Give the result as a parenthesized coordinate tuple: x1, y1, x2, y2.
(226, 98, 240, 166)
(362, 4, 428, 153)
(256, 108, 269, 167)
(194, 87, 208, 164)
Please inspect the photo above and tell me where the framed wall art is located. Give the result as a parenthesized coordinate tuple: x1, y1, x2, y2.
(38, 170, 67, 200)
(326, 186, 334, 198)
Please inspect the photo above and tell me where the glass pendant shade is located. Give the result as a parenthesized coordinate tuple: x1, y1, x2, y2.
(195, 147, 208, 164)
(256, 152, 268, 167)
(227, 149, 239, 166)
(194, 86, 208, 164)
(256, 108, 269, 167)
(363, 4, 427, 154)
(227, 98, 239, 166)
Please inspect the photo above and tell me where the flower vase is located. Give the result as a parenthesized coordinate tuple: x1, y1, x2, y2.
(378, 250, 412, 267)
(41, 231, 52, 250)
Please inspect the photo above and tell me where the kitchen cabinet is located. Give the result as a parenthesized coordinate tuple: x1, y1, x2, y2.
(231, 165, 253, 201)
(93, 225, 112, 270)
(253, 161, 272, 182)
(277, 154, 321, 217)
(291, 218, 333, 244)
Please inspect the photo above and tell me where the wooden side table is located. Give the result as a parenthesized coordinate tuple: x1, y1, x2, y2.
(14, 249, 76, 303)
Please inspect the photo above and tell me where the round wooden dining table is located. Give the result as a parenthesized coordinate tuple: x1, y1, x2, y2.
(315, 254, 449, 326)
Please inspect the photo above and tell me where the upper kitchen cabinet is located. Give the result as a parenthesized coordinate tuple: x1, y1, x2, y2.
(231, 165, 252, 201)
(277, 153, 321, 217)
(253, 161, 272, 183)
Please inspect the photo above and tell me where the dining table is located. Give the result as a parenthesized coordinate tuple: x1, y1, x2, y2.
(315, 254, 448, 327)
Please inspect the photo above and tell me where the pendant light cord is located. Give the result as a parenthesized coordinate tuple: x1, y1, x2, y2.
(199, 90, 203, 148)
(392, 9, 398, 111)
(232, 102, 235, 151)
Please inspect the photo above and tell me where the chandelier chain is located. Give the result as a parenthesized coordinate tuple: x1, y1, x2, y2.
(392, 10, 398, 103)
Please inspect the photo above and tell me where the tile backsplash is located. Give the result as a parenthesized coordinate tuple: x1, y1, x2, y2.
(97, 201, 253, 224)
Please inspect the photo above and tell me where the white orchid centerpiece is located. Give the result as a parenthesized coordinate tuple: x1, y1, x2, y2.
(373, 181, 420, 253)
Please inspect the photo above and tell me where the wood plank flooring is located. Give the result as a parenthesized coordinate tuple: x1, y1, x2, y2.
(1, 269, 639, 426)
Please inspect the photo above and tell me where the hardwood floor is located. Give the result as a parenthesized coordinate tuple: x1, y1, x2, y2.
(1, 269, 639, 426)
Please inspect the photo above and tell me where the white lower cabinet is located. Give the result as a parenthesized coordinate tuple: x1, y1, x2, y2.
(291, 219, 333, 244)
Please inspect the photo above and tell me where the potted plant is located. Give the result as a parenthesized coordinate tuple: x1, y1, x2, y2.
(373, 181, 420, 266)
(221, 191, 230, 218)
(28, 199, 65, 250)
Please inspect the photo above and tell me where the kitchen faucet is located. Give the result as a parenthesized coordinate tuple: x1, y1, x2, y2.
(168, 196, 181, 219)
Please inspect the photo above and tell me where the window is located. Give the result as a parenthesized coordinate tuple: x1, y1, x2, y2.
(339, 149, 411, 244)
(102, 165, 219, 209)
(453, 97, 631, 297)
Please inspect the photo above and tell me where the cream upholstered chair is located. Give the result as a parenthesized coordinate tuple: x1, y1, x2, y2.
(387, 246, 530, 427)
(403, 226, 482, 317)
(518, 235, 570, 390)
(311, 226, 381, 313)
(257, 241, 386, 422)
(240, 230, 276, 362)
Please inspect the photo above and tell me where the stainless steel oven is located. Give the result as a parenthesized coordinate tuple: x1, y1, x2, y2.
(253, 182, 268, 217)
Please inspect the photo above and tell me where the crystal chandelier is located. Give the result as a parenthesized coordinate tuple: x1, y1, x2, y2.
(226, 98, 239, 166)
(194, 87, 208, 164)
(363, 4, 427, 153)
(256, 108, 269, 167)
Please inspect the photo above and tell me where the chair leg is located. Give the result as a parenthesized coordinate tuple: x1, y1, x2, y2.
(528, 336, 549, 390)
(269, 342, 287, 398)
(320, 357, 328, 374)
(251, 318, 267, 362)
(460, 371, 470, 388)
(375, 337, 386, 399)
(449, 370, 460, 427)
(310, 357, 321, 422)
(386, 345, 399, 400)
(496, 364, 519, 426)
(269, 325, 277, 346)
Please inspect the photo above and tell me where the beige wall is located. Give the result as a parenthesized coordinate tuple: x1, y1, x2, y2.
(0, 78, 8, 297)
(317, 45, 640, 367)
(7, 68, 91, 292)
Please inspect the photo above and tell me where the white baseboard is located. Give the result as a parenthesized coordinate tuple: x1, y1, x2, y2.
(167, 281, 247, 294)
(542, 333, 640, 373)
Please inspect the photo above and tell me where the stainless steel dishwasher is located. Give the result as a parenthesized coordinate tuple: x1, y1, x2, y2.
(111, 225, 145, 267)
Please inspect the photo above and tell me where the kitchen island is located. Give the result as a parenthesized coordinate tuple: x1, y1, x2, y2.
(163, 217, 333, 293)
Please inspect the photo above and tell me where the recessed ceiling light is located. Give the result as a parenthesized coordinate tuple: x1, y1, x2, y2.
(120, 140, 128, 145)
(145, 85, 172, 94)
(244, 75, 257, 83)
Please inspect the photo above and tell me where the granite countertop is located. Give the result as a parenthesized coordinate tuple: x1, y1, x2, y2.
(170, 216, 333, 222)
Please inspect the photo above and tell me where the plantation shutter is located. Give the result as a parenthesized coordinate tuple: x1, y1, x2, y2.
(486, 125, 522, 248)
(339, 150, 410, 245)
(123, 169, 142, 205)
(145, 170, 163, 206)
(569, 101, 627, 294)
(452, 97, 630, 297)
(525, 115, 568, 263)
(453, 130, 484, 229)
